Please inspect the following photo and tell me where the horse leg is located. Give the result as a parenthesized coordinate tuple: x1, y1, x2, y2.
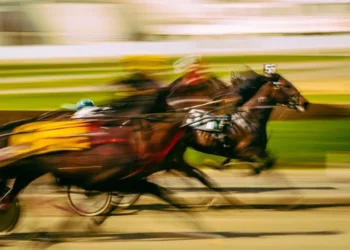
(237, 151, 277, 176)
(258, 154, 276, 172)
(218, 158, 231, 169)
(92, 178, 191, 226)
(174, 160, 244, 207)
(0, 169, 47, 210)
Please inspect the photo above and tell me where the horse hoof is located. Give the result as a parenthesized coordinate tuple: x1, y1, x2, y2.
(253, 171, 261, 176)
(92, 217, 106, 226)
(248, 168, 261, 176)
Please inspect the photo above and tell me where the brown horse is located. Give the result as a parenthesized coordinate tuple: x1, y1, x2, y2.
(0, 86, 234, 229)
(181, 72, 309, 174)
(166, 66, 280, 170)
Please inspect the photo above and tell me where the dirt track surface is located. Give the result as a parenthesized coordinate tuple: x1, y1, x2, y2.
(2, 207, 350, 250)
(0, 103, 348, 125)
(3, 169, 350, 249)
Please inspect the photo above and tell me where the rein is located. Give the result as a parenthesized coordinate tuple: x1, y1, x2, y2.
(237, 104, 287, 111)
(180, 102, 290, 129)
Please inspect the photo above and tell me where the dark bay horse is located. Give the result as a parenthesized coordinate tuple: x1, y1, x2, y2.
(166, 66, 276, 170)
(0, 88, 178, 207)
(183, 72, 309, 174)
(0, 86, 237, 229)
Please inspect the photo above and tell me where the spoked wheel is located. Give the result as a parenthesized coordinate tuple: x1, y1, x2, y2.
(67, 185, 112, 217)
(111, 193, 141, 209)
(0, 186, 20, 235)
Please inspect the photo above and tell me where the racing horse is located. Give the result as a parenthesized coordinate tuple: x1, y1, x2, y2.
(0, 88, 176, 205)
(0, 86, 241, 233)
(166, 65, 280, 172)
(181, 71, 309, 175)
(0, 69, 241, 223)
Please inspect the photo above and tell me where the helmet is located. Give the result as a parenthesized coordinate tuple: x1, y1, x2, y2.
(76, 99, 95, 110)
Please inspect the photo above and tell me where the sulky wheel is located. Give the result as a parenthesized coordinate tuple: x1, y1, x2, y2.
(0, 197, 20, 235)
(67, 185, 112, 217)
(110, 193, 141, 209)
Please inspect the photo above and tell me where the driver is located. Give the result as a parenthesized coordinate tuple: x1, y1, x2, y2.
(71, 99, 111, 119)
(180, 56, 211, 85)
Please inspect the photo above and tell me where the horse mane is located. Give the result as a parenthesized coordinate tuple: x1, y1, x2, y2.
(232, 73, 268, 106)
(144, 87, 173, 114)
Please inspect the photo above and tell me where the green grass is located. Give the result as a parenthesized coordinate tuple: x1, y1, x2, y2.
(0, 62, 124, 71)
(0, 77, 120, 90)
(0, 54, 348, 95)
(0, 62, 317, 80)
(327, 152, 350, 168)
(0, 69, 122, 78)
(0, 91, 347, 110)
(0, 90, 350, 110)
(266, 119, 350, 163)
(184, 119, 350, 168)
(0, 92, 115, 110)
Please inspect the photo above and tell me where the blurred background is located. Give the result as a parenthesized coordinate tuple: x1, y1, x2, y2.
(0, 0, 348, 169)
(1, 0, 350, 44)
(0, 1, 349, 249)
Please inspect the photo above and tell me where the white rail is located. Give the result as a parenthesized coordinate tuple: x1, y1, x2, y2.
(0, 35, 349, 62)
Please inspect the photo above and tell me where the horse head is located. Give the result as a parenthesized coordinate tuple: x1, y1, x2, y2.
(268, 73, 309, 112)
(249, 72, 309, 112)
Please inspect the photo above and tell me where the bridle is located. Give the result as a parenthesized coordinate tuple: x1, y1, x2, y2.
(270, 75, 301, 109)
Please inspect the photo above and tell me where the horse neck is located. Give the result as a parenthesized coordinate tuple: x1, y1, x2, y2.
(233, 75, 267, 106)
(240, 84, 275, 128)
(146, 87, 173, 114)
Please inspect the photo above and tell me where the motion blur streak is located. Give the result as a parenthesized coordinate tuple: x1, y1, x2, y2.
(0, 1, 349, 250)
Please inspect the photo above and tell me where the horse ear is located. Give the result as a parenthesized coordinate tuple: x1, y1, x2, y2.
(230, 71, 239, 86)
(230, 71, 238, 80)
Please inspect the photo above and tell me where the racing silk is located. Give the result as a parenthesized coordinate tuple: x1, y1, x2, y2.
(71, 106, 111, 119)
(181, 62, 210, 85)
(182, 70, 208, 85)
